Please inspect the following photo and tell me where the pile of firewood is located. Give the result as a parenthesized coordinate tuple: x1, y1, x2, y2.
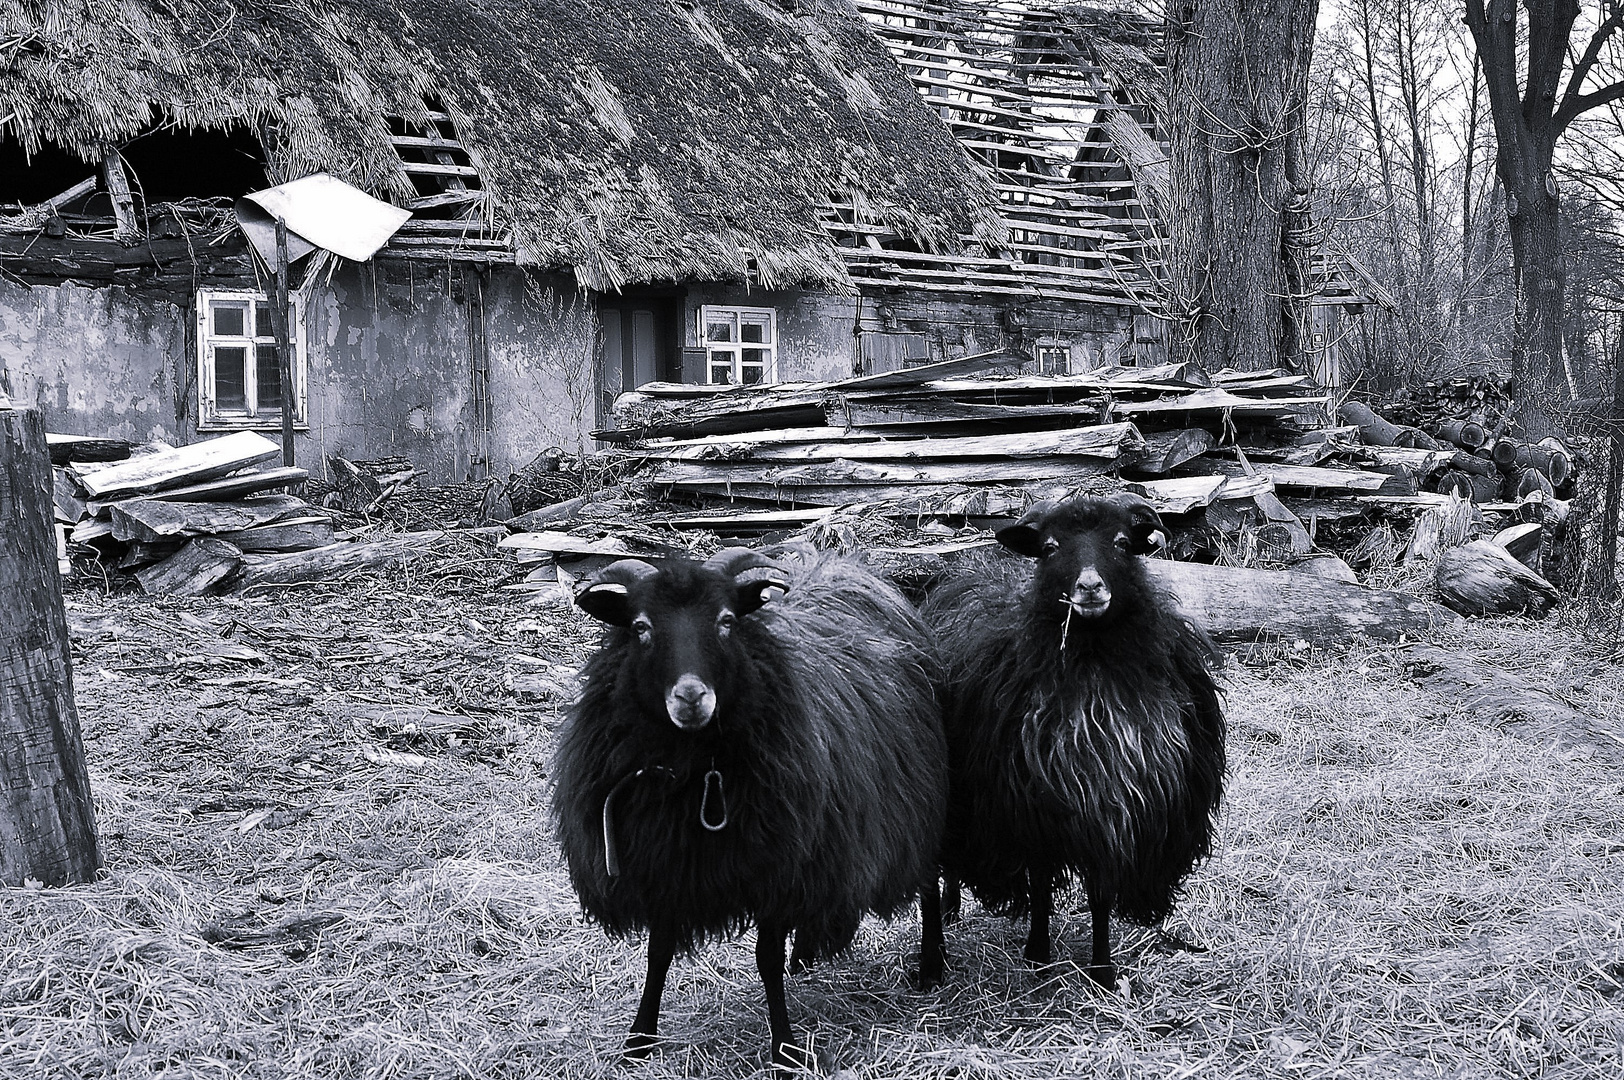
(1378, 375, 1516, 436)
(54, 431, 437, 596)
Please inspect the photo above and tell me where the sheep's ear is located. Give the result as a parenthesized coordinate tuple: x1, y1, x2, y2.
(1109, 492, 1167, 554)
(733, 565, 792, 616)
(575, 559, 658, 625)
(995, 501, 1054, 557)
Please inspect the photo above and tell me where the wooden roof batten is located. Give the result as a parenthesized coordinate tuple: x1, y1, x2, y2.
(844, 0, 1379, 314)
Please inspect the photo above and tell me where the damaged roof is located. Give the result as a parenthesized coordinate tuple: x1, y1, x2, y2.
(0, 0, 1000, 291)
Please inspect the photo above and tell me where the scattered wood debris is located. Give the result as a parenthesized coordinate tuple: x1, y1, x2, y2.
(54, 431, 439, 595)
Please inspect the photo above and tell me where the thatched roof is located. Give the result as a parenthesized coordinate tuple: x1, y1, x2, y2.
(0, 0, 999, 290)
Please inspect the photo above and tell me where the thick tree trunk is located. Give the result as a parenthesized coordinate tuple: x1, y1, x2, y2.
(1507, 180, 1569, 423)
(1165, 0, 1321, 372)
(0, 407, 101, 887)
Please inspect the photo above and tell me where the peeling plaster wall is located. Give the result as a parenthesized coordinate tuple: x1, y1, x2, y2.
(0, 265, 595, 484)
(303, 260, 478, 483)
(483, 272, 597, 466)
(0, 278, 186, 443)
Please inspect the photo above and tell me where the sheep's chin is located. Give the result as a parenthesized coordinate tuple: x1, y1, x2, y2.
(1066, 599, 1111, 619)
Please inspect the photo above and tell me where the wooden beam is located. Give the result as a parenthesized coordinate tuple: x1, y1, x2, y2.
(99, 146, 138, 241)
(70, 431, 283, 499)
(645, 422, 1145, 464)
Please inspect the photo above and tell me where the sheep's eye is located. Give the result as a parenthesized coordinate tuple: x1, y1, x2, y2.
(631, 616, 653, 641)
(1114, 533, 1132, 550)
(716, 611, 737, 636)
(1040, 537, 1060, 557)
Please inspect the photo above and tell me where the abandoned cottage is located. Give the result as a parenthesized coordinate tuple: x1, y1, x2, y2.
(1, 0, 1372, 482)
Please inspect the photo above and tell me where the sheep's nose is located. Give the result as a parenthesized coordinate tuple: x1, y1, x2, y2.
(1068, 568, 1112, 615)
(666, 674, 716, 729)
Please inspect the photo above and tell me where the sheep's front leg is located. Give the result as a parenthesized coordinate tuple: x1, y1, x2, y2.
(625, 926, 677, 1059)
(756, 921, 805, 1068)
(917, 875, 945, 989)
(1024, 867, 1052, 965)
(1086, 886, 1116, 988)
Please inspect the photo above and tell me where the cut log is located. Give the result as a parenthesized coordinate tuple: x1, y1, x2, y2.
(135, 538, 244, 596)
(1435, 540, 1559, 617)
(1512, 467, 1555, 501)
(1492, 522, 1543, 569)
(1338, 401, 1406, 445)
(505, 493, 599, 531)
(231, 531, 446, 592)
(0, 406, 102, 886)
(70, 518, 114, 543)
(108, 494, 315, 541)
(1434, 470, 1500, 503)
(1402, 645, 1624, 764)
(647, 422, 1145, 464)
(1447, 451, 1498, 478)
(219, 517, 337, 552)
(1434, 420, 1487, 451)
(45, 433, 131, 466)
(70, 431, 282, 498)
(655, 507, 837, 531)
(1145, 560, 1458, 644)
(1122, 428, 1216, 475)
(86, 467, 308, 517)
(1527, 440, 1572, 487)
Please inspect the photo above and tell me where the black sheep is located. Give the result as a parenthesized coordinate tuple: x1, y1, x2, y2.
(921, 493, 1225, 985)
(551, 547, 948, 1067)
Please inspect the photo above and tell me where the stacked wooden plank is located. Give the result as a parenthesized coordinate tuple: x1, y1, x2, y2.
(53, 431, 339, 595)
(571, 357, 1573, 565)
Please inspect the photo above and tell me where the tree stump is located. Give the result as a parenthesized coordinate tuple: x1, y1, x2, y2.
(0, 407, 101, 886)
(1435, 540, 1559, 617)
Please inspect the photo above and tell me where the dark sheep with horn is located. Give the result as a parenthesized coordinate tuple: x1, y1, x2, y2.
(551, 546, 949, 1067)
(921, 494, 1225, 986)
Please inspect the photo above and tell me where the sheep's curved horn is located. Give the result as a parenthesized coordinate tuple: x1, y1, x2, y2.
(574, 558, 658, 625)
(702, 547, 780, 579)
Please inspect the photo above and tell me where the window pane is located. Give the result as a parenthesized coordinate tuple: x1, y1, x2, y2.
(708, 350, 735, 384)
(214, 346, 248, 412)
(740, 315, 771, 344)
(705, 314, 736, 343)
(740, 364, 764, 386)
(255, 302, 276, 339)
(212, 303, 246, 338)
(256, 344, 284, 411)
(742, 348, 768, 365)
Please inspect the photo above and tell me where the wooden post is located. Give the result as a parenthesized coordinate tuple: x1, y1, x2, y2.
(0, 406, 101, 886)
(98, 146, 138, 243)
(272, 217, 296, 470)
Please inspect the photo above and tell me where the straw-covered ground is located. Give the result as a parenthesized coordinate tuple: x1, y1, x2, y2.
(3, 542, 1623, 1079)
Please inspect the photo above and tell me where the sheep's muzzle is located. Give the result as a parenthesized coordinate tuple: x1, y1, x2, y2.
(666, 674, 716, 729)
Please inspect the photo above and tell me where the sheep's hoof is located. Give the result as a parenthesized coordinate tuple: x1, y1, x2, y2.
(1084, 962, 1117, 989)
(1023, 944, 1053, 967)
(914, 957, 945, 991)
(624, 1030, 661, 1061)
(787, 954, 814, 975)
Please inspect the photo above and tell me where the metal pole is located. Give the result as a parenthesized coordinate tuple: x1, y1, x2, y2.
(272, 217, 295, 470)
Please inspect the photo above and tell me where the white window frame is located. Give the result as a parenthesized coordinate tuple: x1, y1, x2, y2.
(698, 305, 777, 385)
(1033, 342, 1071, 375)
(196, 290, 308, 430)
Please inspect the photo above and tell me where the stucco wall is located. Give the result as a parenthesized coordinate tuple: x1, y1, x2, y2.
(683, 285, 860, 383)
(681, 283, 1138, 381)
(0, 266, 596, 484)
(0, 278, 186, 444)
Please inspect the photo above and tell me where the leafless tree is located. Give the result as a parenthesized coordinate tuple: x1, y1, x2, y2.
(1464, 0, 1624, 431)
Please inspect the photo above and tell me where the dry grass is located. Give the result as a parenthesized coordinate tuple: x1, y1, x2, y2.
(3, 564, 1623, 1079)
